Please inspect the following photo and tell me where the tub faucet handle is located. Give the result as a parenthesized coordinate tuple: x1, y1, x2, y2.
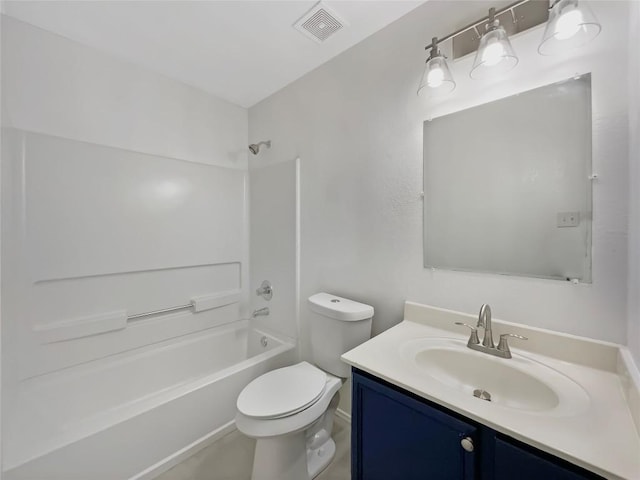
(256, 280, 273, 301)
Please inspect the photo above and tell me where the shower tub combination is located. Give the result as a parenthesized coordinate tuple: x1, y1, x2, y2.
(4, 320, 295, 480)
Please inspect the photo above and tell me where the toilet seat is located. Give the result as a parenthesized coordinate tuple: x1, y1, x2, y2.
(237, 362, 327, 419)
(236, 370, 342, 439)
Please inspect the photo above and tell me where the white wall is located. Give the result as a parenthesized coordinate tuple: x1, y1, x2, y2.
(1, 15, 250, 471)
(249, 0, 631, 363)
(1, 16, 247, 169)
(0, 15, 3, 480)
(628, 1, 640, 365)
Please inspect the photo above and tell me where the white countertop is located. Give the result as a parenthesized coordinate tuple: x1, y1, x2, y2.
(341, 302, 640, 480)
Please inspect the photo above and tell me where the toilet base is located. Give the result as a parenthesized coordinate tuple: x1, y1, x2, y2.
(248, 391, 341, 480)
(307, 436, 336, 479)
(251, 430, 309, 480)
(250, 430, 337, 480)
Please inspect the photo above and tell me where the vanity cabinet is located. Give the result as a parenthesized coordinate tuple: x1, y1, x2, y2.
(351, 369, 477, 480)
(352, 369, 603, 480)
(493, 437, 597, 480)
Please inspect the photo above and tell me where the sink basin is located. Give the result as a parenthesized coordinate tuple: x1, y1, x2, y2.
(399, 338, 590, 416)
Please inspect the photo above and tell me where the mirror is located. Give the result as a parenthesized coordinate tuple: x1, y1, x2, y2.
(423, 75, 592, 282)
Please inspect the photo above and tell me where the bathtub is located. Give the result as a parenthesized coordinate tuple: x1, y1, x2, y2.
(4, 320, 296, 480)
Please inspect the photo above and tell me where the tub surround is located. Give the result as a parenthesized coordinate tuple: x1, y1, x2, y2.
(342, 302, 640, 480)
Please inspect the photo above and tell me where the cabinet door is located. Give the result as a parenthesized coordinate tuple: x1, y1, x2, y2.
(494, 437, 604, 480)
(352, 370, 477, 480)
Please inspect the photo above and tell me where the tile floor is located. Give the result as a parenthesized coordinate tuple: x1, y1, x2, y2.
(155, 418, 350, 480)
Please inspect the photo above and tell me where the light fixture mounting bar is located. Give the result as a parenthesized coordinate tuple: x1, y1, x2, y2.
(425, 0, 550, 60)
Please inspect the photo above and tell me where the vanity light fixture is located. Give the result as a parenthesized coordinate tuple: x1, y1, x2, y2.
(418, 0, 550, 97)
(417, 0, 602, 95)
(538, 0, 601, 55)
(417, 37, 456, 98)
(470, 8, 519, 79)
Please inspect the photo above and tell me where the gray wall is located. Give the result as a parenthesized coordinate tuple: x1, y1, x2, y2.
(627, 1, 640, 364)
(249, 0, 632, 361)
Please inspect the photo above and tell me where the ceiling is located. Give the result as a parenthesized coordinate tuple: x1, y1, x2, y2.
(2, 0, 424, 108)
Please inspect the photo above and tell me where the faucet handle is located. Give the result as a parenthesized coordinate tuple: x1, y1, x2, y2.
(496, 333, 528, 358)
(455, 322, 480, 346)
(255, 280, 273, 301)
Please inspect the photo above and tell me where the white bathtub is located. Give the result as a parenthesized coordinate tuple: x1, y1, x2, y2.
(4, 320, 296, 480)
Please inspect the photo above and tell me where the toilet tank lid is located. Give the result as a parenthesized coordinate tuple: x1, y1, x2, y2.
(308, 293, 374, 321)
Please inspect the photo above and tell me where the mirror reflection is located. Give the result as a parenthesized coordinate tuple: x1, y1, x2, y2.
(423, 75, 592, 282)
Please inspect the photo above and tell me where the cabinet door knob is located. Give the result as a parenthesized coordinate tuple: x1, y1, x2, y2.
(460, 436, 474, 452)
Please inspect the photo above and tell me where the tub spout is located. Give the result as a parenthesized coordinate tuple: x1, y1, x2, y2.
(252, 307, 270, 318)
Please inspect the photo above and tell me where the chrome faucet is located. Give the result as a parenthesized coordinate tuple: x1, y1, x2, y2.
(252, 307, 270, 318)
(455, 304, 527, 359)
(478, 304, 494, 348)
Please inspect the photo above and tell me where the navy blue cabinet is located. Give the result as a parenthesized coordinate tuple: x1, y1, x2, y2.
(352, 371, 477, 480)
(493, 437, 601, 480)
(352, 369, 602, 480)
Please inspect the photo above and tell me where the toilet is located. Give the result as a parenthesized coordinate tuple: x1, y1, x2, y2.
(235, 292, 374, 480)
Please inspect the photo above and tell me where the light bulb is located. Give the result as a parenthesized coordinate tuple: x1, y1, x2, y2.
(556, 11, 583, 39)
(554, 7, 584, 40)
(538, 0, 601, 55)
(482, 41, 506, 66)
(427, 66, 444, 87)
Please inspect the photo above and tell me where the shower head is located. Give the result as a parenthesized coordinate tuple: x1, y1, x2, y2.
(249, 140, 271, 155)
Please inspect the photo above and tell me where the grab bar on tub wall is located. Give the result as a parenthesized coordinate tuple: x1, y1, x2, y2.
(33, 290, 241, 344)
(127, 291, 240, 320)
(126, 303, 192, 320)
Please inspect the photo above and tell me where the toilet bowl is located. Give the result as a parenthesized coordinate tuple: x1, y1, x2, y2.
(236, 362, 342, 480)
(235, 293, 374, 480)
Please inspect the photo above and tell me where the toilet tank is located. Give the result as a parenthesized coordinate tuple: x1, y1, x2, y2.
(307, 293, 374, 378)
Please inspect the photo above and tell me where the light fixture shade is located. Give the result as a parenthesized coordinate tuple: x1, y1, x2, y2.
(417, 55, 456, 98)
(538, 0, 601, 55)
(470, 24, 518, 79)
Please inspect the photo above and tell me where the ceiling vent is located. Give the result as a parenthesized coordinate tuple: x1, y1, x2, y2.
(294, 2, 347, 43)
